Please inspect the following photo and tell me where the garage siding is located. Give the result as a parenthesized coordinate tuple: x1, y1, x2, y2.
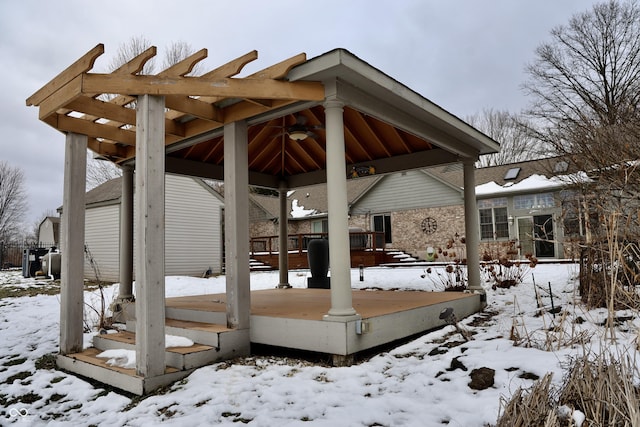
(80, 175, 223, 282)
(165, 175, 222, 276)
(84, 204, 120, 282)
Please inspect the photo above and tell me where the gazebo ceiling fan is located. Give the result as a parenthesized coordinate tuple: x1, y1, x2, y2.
(277, 114, 324, 141)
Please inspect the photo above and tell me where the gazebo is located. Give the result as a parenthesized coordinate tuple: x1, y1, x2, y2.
(27, 44, 499, 394)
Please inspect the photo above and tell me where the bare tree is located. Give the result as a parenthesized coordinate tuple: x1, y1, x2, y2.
(467, 109, 543, 167)
(522, 0, 640, 184)
(0, 161, 28, 241)
(162, 41, 202, 75)
(109, 35, 156, 75)
(522, 0, 640, 308)
(87, 38, 201, 188)
(86, 152, 121, 190)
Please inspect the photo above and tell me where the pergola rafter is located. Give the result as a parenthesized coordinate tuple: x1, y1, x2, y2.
(27, 44, 324, 163)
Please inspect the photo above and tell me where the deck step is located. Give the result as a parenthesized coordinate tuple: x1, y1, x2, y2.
(93, 331, 220, 370)
(62, 321, 250, 395)
(126, 318, 231, 348)
(127, 318, 250, 361)
(57, 348, 192, 395)
(164, 301, 227, 324)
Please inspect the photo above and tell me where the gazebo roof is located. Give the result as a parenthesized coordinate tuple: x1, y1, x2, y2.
(26, 45, 499, 189)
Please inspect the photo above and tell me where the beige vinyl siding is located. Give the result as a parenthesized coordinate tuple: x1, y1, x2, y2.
(79, 175, 223, 282)
(84, 204, 120, 282)
(165, 175, 223, 276)
(351, 170, 462, 215)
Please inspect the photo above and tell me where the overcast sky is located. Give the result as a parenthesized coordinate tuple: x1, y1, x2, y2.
(0, 0, 601, 229)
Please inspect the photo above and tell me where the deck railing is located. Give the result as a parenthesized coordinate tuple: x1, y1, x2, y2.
(250, 231, 386, 256)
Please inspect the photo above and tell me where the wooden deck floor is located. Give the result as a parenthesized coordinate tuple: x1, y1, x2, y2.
(166, 288, 474, 320)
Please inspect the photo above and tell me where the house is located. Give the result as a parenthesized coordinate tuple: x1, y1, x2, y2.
(79, 174, 224, 282)
(435, 156, 583, 260)
(248, 177, 378, 237)
(248, 157, 583, 262)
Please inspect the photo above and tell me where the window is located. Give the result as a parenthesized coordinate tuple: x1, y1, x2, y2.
(311, 219, 328, 233)
(477, 197, 507, 209)
(513, 193, 556, 210)
(504, 167, 521, 180)
(562, 200, 581, 236)
(478, 198, 509, 240)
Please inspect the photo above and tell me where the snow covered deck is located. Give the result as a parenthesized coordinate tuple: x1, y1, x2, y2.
(166, 288, 481, 359)
(57, 288, 480, 395)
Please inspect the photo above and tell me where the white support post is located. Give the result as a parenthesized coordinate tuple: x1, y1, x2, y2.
(135, 95, 166, 377)
(463, 159, 484, 298)
(60, 132, 87, 355)
(323, 98, 358, 320)
(277, 181, 291, 288)
(224, 120, 251, 329)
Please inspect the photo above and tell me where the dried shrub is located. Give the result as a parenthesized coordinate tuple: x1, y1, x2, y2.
(421, 234, 468, 291)
(496, 373, 555, 427)
(481, 241, 538, 289)
(497, 351, 640, 426)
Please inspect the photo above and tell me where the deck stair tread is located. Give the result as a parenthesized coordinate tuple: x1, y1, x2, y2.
(97, 331, 214, 354)
(65, 348, 180, 376)
(57, 348, 193, 395)
(164, 318, 231, 333)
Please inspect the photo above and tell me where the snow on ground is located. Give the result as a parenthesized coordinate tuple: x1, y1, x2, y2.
(0, 264, 638, 426)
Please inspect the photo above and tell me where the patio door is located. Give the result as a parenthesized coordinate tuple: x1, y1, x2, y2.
(517, 215, 555, 258)
(517, 217, 534, 257)
(533, 214, 554, 258)
(373, 214, 392, 247)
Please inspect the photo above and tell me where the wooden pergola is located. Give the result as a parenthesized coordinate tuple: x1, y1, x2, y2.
(27, 44, 499, 393)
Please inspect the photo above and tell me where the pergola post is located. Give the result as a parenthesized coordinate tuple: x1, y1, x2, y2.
(111, 164, 134, 322)
(463, 158, 485, 299)
(224, 120, 251, 329)
(60, 132, 87, 355)
(323, 98, 358, 320)
(134, 95, 166, 377)
(118, 164, 134, 301)
(277, 181, 291, 288)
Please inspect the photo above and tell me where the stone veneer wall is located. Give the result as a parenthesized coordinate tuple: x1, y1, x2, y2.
(350, 205, 466, 258)
(250, 221, 277, 240)
(348, 215, 370, 231)
(392, 206, 466, 258)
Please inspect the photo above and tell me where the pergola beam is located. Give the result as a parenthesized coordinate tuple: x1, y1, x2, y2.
(165, 95, 223, 122)
(80, 74, 324, 101)
(26, 43, 104, 107)
(203, 50, 258, 79)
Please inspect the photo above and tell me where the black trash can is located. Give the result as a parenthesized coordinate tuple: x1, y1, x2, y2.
(307, 238, 330, 289)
